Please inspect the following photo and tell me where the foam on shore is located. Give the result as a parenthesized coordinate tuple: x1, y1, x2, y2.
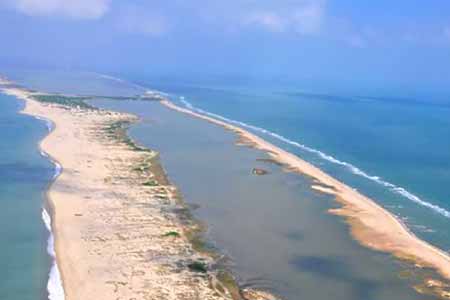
(1, 87, 66, 300)
(92, 72, 450, 220)
(161, 97, 450, 284)
(42, 208, 65, 300)
(178, 98, 450, 219)
(34, 115, 65, 300)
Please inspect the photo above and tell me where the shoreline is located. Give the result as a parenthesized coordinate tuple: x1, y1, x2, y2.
(2, 73, 450, 298)
(161, 99, 450, 286)
(3, 88, 66, 300)
(0, 83, 273, 300)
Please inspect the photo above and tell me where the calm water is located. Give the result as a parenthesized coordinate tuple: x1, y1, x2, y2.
(137, 79, 450, 252)
(0, 93, 54, 300)
(93, 99, 435, 300)
(6, 70, 450, 299)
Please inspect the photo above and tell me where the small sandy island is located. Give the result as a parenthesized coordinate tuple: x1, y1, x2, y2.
(161, 99, 450, 296)
(0, 83, 274, 300)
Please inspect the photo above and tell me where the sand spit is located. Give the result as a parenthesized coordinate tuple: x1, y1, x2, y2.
(1, 86, 275, 300)
(161, 100, 450, 287)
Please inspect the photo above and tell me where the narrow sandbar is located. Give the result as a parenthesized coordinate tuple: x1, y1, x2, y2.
(161, 99, 450, 283)
(1, 86, 275, 300)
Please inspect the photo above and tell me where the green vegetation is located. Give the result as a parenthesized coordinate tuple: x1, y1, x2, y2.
(216, 270, 242, 300)
(133, 162, 151, 172)
(142, 180, 158, 186)
(104, 120, 149, 152)
(163, 231, 180, 238)
(33, 94, 95, 109)
(187, 261, 208, 273)
(88, 95, 162, 102)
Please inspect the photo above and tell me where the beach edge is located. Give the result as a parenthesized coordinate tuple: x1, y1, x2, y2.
(161, 99, 450, 285)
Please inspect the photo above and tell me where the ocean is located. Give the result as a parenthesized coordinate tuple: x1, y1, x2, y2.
(136, 78, 450, 252)
(0, 93, 54, 300)
(92, 98, 435, 300)
(4, 70, 450, 299)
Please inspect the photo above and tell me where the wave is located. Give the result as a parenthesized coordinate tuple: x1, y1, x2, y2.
(90, 73, 450, 219)
(178, 98, 450, 219)
(34, 115, 53, 131)
(54, 162, 62, 179)
(35, 116, 65, 300)
(42, 208, 65, 300)
(94, 73, 170, 96)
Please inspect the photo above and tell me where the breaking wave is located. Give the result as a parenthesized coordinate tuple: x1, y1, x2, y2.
(178, 98, 450, 219)
(92, 72, 450, 220)
(35, 116, 65, 300)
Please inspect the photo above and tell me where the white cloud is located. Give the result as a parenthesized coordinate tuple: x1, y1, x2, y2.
(291, 2, 324, 35)
(116, 6, 168, 36)
(245, 12, 286, 32)
(242, 0, 325, 35)
(6, 0, 110, 19)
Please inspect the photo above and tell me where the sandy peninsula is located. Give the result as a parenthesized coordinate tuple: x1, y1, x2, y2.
(161, 99, 450, 289)
(0, 84, 273, 300)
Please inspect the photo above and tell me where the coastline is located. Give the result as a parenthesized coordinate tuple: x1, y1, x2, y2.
(161, 99, 450, 287)
(0, 84, 273, 300)
(4, 87, 68, 300)
(2, 72, 450, 299)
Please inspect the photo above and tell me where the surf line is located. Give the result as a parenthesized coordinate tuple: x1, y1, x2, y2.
(34, 115, 65, 300)
(177, 97, 450, 220)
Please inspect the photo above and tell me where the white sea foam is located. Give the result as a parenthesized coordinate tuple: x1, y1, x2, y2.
(34, 115, 65, 300)
(54, 162, 62, 179)
(87, 75, 450, 220)
(42, 208, 65, 300)
(34, 115, 53, 132)
(95, 73, 170, 96)
(178, 98, 450, 219)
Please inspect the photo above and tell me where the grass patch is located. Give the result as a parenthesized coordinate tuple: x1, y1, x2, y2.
(188, 261, 208, 273)
(142, 180, 158, 187)
(133, 164, 151, 172)
(104, 120, 150, 152)
(163, 231, 180, 238)
(33, 94, 95, 110)
(217, 270, 242, 300)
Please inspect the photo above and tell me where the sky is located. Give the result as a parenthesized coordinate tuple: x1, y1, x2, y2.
(1, 0, 450, 95)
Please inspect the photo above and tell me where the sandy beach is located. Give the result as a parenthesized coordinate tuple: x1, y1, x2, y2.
(161, 99, 450, 291)
(2, 76, 450, 299)
(0, 85, 275, 300)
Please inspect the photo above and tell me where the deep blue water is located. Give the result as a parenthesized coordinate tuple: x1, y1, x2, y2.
(0, 93, 54, 300)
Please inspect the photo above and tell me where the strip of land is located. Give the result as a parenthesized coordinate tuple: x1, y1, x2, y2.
(0, 84, 273, 300)
(161, 99, 450, 291)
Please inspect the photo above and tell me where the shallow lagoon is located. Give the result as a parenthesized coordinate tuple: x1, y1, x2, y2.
(93, 99, 434, 300)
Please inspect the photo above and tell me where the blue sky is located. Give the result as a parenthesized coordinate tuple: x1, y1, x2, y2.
(1, 0, 450, 94)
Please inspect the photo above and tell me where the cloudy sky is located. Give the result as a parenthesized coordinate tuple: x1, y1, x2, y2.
(1, 0, 450, 93)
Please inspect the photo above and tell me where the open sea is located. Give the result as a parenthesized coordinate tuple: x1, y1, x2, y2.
(139, 77, 450, 253)
(3, 69, 450, 299)
(0, 92, 54, 300)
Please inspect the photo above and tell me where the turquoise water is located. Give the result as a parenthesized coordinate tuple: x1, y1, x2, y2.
(5, 70, 450, 299)
(93, 99, 433, 300)
(137, 79, 450, 252)
(0, 93, 54, 299)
